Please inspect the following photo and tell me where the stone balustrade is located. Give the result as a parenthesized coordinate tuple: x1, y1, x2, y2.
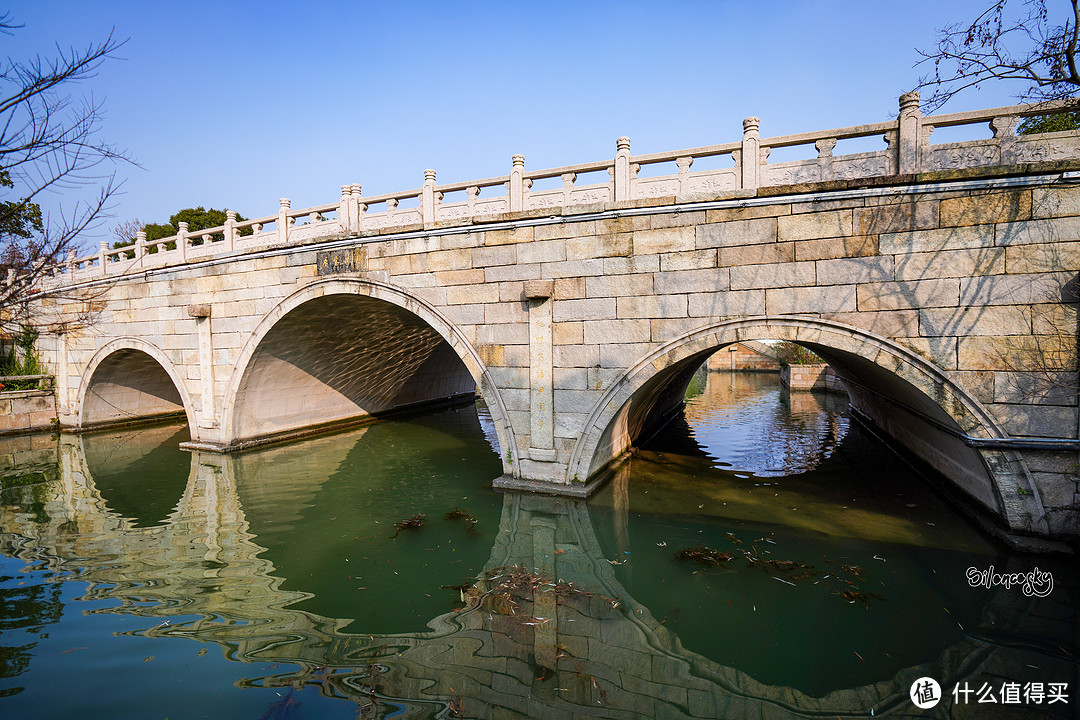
(31, 92, 1080, 288)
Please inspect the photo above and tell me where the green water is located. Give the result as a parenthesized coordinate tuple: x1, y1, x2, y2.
(0, 372, 1075, 719)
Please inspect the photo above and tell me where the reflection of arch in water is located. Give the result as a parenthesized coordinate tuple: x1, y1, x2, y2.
(568, 316, 1046, 536)
(219, 279, 516, 471)
(78, 338, 195, 431)
(0, 435, 1073, 718)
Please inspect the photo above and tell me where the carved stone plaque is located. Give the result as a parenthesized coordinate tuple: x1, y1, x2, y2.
(316, 248, 364, 275)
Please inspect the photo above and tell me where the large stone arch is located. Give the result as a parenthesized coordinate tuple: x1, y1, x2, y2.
(567, 315, 1047, 536)
(221, 278, 517, 471)
(78, 338, 196, 432)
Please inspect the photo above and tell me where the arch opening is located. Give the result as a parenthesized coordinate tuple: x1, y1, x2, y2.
(232, 293, 477, 446)
(82, 348, 187, 428)
(574, 318, 1041, 533)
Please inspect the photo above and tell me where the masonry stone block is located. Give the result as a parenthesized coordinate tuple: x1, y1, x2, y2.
(553, 321, 583, 344)
(652, 267, 730, 294)
(854, 201, 939, 234)
(857, 278, 959, 311)
(705, 204, 790, 223)
(616, 294, 688, 319)
(553, 298, 615, 322)
(660, 248, 716, 271)
(566, 233, 630, 259)
(477, 323, 529, 346)
(995, 216, 1080, 246)
(880, 224, 994, 254)
(485, 302, 529, 325)
(447, 284, 500, 305)
(599, 343, 651, 368)
(730, 260, 816, 290)
(919, 305, 1031, 338)
(585, 273, 653, 298)
(603, 255, 660, 275)
(1005, 240, 1080, 273)
(541, 258, 606, 279)
(1032, 185, 1080, 219)
(893, 336, 958, 369)
(695, 217, 777, 247)
(596, 216, 649, 234)
(717, 241, 794, 267)
(484, 226, 534, 246)
(485, 263, 542, 283)
(940, 189, 1030, 227)
(517, 239, 566, 265)
(829, 309, 919, 337)
(993, 371, 1078, 406)
(435, 269, 485, 286)
(777, 209, 852, 241)
(553, 367, 588, 391)
(554, 344, 599, 367)
(895, 247, 1006, 280)
(766, 284, 856, 314)
(632, 226, 694, 255)
(958, 334, 1074, 374)
(443, 304, 486, 325)
(990, 402, 1079, 438)
(816, 256, 894, 285)
(472, 245, 517, 267)
(583, 319, 651, 345)
(687, 289, 766, 318)
(959, 271, 1074, 307)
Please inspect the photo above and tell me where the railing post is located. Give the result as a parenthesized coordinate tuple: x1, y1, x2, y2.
(6, 268, 14, 285)
(66, 250, 76, 275)
(422, 169, 436, 228)
(225, 210, 237, 252)
(277, 198, 290, 244)
(351, 184, 364, 232)
(898, 90, 922, 175)
(98, 241, 108, 276)
(614, 137, 631, 201)
(135, 231, 146, 264)
(510, 154, 525, 212)
(177, 222, 189, 262)
(339, 186, 353, 234)
(741, 117, 761, 191)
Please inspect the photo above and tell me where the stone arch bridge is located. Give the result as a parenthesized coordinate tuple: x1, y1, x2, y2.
(28, 93, 1080, 543)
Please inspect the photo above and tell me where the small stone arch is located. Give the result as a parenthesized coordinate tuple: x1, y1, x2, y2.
(78, 338, 196, 433)
(567, 315, 1046, 535)
(221, 278, 517, 471)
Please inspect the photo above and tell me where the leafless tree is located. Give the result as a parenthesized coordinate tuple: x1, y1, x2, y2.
(915, 0, 1080, 113)
(0, 13, 131, 336)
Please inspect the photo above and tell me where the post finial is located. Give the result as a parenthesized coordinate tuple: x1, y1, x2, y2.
(279, 198, 291, 209)
(616, 136, 631, 152)
(899, 91, 921, 113)
(512, 154, 525, 168)
(743, 117, 760, 134)
(424, 169, 437, 183)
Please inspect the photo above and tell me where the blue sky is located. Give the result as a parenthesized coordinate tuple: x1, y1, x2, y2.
(4, 1, 1043, 245)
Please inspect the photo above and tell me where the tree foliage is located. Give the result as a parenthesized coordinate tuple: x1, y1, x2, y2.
(916, 0, 1080, 113)
(113, 207, 251, 253)
(774, 341, 822, 367)
(0, 13, 130, 333)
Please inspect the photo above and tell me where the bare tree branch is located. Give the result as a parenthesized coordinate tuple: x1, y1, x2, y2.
(915, 0, 1080, 113)
(0, 15, 133, 337)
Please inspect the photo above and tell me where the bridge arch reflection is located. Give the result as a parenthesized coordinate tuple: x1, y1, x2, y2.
(0, 423, 1070, 718)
